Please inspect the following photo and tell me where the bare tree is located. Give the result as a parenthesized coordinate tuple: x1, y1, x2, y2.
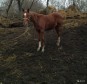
(6, 0, 24, 14)
(6, 0, 13, 14)
(4, 0, 87, 15)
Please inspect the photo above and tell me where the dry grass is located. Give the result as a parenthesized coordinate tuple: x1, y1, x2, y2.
(0, 7, 87, 83)
(0, 24, 87, 83)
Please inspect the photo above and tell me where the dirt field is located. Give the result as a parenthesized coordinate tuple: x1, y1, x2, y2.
(0, 24, 87, 84)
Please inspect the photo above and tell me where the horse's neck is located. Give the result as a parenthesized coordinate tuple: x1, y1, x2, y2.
(30, 12, 38, 24)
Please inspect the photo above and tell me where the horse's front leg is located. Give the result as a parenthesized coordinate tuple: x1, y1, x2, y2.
(37, 31, 41, 51)
(41, 31, 45, 52)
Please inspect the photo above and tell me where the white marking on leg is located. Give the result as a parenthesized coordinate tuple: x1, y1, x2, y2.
(37, 41, 41, 51)
(57, 37, 60, 46)
(41, 46, 45, 53)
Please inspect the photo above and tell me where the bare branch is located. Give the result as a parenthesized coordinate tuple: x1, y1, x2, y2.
(17, 0, 21, 11)
(13, 27, 31, 40)
(29, 0, 35, 11)
(6, 0, 13, 14)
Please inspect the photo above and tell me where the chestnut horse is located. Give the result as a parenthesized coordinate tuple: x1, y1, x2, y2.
(23, 9, 63, 52)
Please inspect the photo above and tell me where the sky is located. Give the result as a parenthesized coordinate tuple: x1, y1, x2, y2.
(41, 0, 46, 6)
(41, 0, 69, 8)
(0, 0, 70, 8)
(0, 0, 46, 7)
(0, 0, 5, 6)
(0, 0, 69, 7)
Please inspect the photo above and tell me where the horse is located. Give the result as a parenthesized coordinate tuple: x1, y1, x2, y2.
(23, 9, 63, 52)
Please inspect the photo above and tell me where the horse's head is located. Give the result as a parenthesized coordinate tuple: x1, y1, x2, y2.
(22, 9, 30, 26)
(22, 0, 35, 26)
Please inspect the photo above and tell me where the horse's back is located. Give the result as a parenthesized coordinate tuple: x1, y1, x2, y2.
(32, 12, 63, 30)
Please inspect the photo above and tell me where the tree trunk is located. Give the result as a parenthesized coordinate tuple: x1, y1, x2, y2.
(7, 0, 24, 14)
(47, 0, 49, 8)
(6, 0, 13, 15)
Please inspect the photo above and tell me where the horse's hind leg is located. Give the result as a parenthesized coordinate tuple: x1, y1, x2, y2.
(57, 36, 60, 47)
(37, 31, 45, 52)
(37, 32, 41, 51)
(55, 26, 62, 47)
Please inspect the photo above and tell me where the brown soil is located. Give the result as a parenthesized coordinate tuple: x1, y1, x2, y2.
(0, 24, 87, 84)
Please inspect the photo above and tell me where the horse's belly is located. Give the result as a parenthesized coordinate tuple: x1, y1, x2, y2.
(45, 24, 55, 31)
(45, 27, 54, 31)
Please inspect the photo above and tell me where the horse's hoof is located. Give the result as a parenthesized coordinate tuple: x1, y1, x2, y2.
(56, 43, 60, 47)
(37, 48, 40, 51)
(41, 50, 44, 53)
(41, 48, 44, 53)
(58, 46, 62, 50)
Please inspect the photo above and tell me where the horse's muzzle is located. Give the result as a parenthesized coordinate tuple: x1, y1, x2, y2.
(23, 18, 29, 27)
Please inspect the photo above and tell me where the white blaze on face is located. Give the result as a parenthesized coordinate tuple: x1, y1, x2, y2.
(24, 13, 27, 17)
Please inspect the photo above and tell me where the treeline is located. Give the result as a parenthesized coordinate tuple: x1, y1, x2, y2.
(0, 0, 87, 17)
(49, 0, 87, 12)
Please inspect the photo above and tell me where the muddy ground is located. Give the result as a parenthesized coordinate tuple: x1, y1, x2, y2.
(0, 24, 87, 84)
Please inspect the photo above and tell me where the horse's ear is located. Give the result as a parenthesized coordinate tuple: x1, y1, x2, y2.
(22, 8, 24, 12)
(27, 9, 30, 13)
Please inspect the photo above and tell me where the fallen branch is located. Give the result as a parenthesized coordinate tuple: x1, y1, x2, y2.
(1, 26, 31, 51)
(13, 26, 31, 40)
